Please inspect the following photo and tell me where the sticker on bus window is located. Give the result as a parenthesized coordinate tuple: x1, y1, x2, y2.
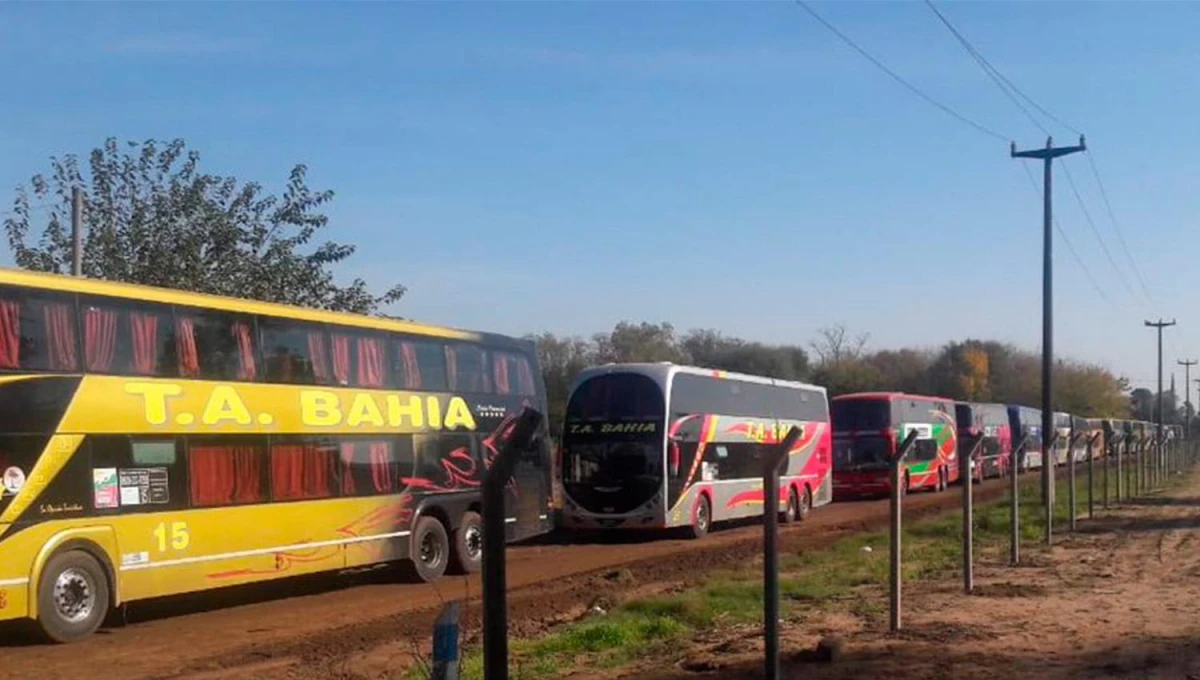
(2, 467, 24, 495)
(93, 468, 119, 509)
(118, 468, 170, 506)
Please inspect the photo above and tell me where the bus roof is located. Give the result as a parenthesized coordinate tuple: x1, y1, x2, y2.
(0, 266, 516, 344)
(577, 362, 827, 395)
(832, 391, 952, 404)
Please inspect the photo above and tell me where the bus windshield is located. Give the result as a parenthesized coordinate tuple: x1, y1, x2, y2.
(833, 436, 890, 469)
(831, 399, 890, 432)
(562, 373, 665, 514)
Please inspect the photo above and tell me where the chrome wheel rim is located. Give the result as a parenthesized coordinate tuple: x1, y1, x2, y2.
(419, 531, 444, 568)
(463, 524, 483, 562)
(53, 568, 93, 624)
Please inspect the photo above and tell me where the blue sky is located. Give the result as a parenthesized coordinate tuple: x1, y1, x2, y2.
(2, 1, 1199, 392)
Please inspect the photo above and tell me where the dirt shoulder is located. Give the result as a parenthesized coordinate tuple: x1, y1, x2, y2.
(0, 477, 1016, 680)
(610, 472, 1200, 680)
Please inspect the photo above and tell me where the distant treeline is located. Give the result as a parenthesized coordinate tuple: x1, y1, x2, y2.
(530, 321, 1148, 438)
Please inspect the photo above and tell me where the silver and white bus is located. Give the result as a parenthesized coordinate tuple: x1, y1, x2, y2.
(557, 363, 833, 538)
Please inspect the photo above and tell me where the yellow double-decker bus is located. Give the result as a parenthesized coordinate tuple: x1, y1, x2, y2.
(0, 268, 552, 642)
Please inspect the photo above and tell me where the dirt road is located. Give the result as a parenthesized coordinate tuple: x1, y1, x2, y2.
(0, 477, 1019, 680)
(617, 471, 1200, 680)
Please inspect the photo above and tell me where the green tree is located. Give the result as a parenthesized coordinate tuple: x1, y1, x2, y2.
(681, 329, 809, 381)
(593, 321, 689, 364)
(4, 138, 404, 314)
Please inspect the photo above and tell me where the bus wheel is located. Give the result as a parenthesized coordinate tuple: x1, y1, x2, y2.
(686, 495, 711, 539)
(449, 511, 483, 575)
(797, 486, 813, 521)
(782, 487, 800, 524)
(410, 516, 450, 583)
(36, 550, 110, 643)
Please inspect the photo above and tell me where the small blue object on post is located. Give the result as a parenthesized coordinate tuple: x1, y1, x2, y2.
(432, 601, 461, 680)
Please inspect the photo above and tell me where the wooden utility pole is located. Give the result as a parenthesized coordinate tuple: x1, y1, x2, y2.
(1012, 135, 1086, 546)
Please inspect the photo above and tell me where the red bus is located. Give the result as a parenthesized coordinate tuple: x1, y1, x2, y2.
(831, 392, 959, 498)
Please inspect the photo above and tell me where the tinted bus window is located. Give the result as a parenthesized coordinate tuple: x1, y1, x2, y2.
(393, 338, 448, 391)
(831, 399, 890, 431)
(171, 308, 258, 381)
(568, 373, 664, 421)
(260, 319, 332, 385)
(671, 373, 784, 418)
(329, 328, 392, 388)
(0, 286, 79, 372)
(78, 296, 175, 377)
(446, 344, 492, 394)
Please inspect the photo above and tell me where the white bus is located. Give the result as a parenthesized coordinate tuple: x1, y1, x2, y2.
(557, 363, 833, 538)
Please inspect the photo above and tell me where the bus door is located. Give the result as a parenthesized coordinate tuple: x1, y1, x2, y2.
(507, 425, 550, 541)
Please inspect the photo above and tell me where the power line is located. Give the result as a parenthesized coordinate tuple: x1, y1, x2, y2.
(794, 0, 1010, 142)
(1085, 149, 1153, 303)
(1060, 160, 1138, 300)
(924, 0, 1139, 307)
(923, 0, 1081, 137)
(1019, 163, 1114, 309)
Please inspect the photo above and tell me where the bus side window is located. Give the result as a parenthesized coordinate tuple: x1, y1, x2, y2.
(78, 296, 174, 377)
(90, 436, 188, 513)
(0, 287, 79, 373)
(260, 319, 332, 385)
(187, 436, 268, 507)
(393, 338, 448, 391)
(170, 308, 259, 382)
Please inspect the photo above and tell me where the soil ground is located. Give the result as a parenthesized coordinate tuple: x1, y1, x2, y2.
(0, 475, 1019, 680)
(603, 471, 1200, 680)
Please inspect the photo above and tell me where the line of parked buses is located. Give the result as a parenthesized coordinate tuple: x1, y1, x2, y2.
(557, 362, 1183, 538)
(1, 269, 1182, 643)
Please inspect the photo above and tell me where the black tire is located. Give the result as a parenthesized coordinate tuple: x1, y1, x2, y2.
(449, 510, 483, 575)
(797, 486, 813, 521)
(781, 487, 800, 524)
(685, 495, 711, 539)
(36, 550, 110, 644)
(409, 515, 450, 583)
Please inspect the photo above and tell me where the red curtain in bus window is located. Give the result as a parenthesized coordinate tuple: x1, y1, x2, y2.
(444, 346, 458, 391)
(340, 443, 356, 495)
(271, 443, 305, 500)
(331, 334, 351, 385)
(231, 446, 264, 504)
(44, 302, 77, 371)
(307, 332, 330, 383)
(396, 342, 421, 389)
(130, 312, 160, 374)
(190, 446, 237, 506)
(232, 322, 256, 381)
(356, 336, 385, 388)
(517, 356, 536, 396)
(370, 441, 393, 493)
(493, 354, 512, 395)
(0, 299, 20, 369)
(304, 444, 334, 498)
(176, 318, 200, 377)
(84, 307, 117, 372)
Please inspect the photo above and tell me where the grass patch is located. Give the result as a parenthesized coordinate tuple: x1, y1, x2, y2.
(415, 466, 1181, 679)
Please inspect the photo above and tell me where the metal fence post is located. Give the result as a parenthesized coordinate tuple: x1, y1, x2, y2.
(890, 430, 920, 633)
(1011, 436, 1029, 566)
(1087, 432, 1099, 519)
(1044, 432, 1059, 545)
(432, 602, 461, 680)
(962, 437, 983, 593)
(481, 408, 543, 680)
(1116, 437, 1125, 502)
(1069, 432, 1082, 532)
(1102, 437, 1112, 509)
(762, 426, 802, 680)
